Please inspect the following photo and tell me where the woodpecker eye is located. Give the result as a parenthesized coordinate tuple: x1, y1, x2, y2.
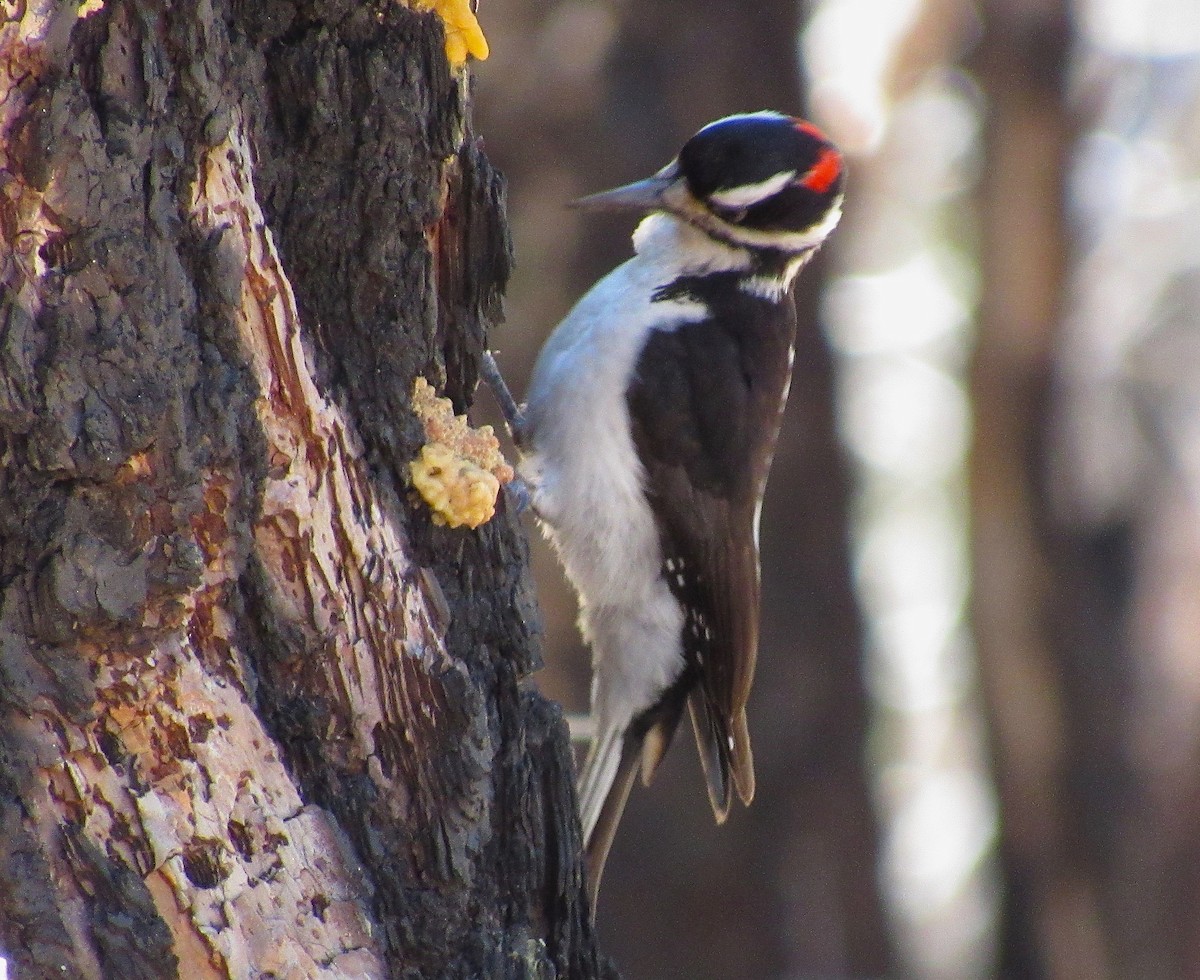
(711, 203, 748, 225)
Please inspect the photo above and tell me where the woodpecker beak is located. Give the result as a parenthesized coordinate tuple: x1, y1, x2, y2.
(570, 171, 679, 213)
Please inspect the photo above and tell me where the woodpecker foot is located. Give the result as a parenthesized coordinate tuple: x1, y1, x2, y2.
(505, 474, 533, 515)
(480, 350, 528, 449)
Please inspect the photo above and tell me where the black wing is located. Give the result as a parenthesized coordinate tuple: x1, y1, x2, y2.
(626, 272, 797, 817)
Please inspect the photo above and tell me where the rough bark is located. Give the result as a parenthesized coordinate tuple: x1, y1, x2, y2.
(0, 2, 605, 977)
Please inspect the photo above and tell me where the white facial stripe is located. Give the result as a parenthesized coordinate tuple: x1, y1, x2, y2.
(662, 175, 844, 257)
(707, 170, 796, 210)
(722, 193, 844, 252)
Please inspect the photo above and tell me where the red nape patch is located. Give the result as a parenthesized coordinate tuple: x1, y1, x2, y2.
(793, 119, 831, 142)
(799, 147, 842, 193)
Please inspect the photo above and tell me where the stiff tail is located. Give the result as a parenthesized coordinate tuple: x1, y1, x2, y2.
(576, 726, 642, 916)
(687, 689, 755, 822)
(576, 698, 754, 915)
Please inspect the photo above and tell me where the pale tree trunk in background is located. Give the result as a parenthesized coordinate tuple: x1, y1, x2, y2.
(477, 0, 895, 976)
(970, 0, 1138, 974)
(1038, 34, 1200, 980)
(975, 0, 1200, 975)
(0, 3, 609, 977)
(969, 1, 1108, 977)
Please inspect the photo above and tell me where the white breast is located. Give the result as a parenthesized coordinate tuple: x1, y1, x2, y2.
(521, 214, 750, 728)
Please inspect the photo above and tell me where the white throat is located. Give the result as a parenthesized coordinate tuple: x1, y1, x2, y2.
(630, 210, 828, 301)
(631, 213, 754, 277)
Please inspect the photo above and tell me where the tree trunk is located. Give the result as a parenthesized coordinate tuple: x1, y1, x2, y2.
(969, 2, 1119, 977)
(0, 2, 607, 977)
(975, 10, 1200, 976)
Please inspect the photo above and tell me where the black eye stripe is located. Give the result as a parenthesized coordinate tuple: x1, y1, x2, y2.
(732, 184, 842, 232)
(710, 203, 748, 224)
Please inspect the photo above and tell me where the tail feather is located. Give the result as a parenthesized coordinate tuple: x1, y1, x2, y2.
(687, 689, 732, 822)
(687, 690, 755, 823)
(577, 725, 623, 843)
(730, 708, 755, 803)
(576, 698, 753, 914)
(576, 726, 641, 917)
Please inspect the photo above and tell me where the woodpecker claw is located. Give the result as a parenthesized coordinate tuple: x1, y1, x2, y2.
(480, 350, 529, 450)
(504, 474, 533, 515)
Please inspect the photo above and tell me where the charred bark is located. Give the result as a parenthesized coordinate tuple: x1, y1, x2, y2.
(0, 2, 606, 977)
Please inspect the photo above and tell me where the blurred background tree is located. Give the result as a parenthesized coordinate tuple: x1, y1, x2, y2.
(477, 0, 1200, 977)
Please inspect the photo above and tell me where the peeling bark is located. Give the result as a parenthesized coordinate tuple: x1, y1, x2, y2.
(0, 2, 606, 978)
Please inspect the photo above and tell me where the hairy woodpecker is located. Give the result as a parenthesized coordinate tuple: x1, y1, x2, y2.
(484, 111, 844, 911)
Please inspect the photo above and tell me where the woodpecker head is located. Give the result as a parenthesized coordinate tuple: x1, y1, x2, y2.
(574, 111, 845, 257)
